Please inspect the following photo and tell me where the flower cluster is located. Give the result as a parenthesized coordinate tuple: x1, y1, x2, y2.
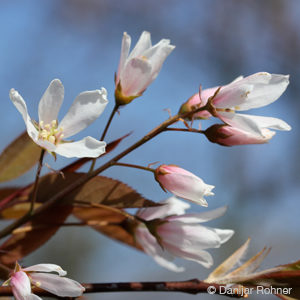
(3, 29, 292, 300)
(135, 197, 234, 272)
(179, 72, 291, 146)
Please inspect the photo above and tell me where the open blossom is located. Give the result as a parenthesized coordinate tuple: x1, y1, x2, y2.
(135, 197, 234, 272)
(10, 79, 108, 158)
(204, 124, 276, 146)
(3, 263, 85, 300)
(155, 164, 214, 207)
(115, 31, 175, 105)
(179, 72, 291, 137)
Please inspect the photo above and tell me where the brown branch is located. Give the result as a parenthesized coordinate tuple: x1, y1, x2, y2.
(0, 279, 243, 297)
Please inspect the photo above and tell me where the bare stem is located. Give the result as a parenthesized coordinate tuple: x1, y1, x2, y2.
(29, 149, 45, 213)
(165, 128, 205, 134)
(0, 280, 243, 297)
(89, 104, 119, 172)
(114, 162, 155, 173)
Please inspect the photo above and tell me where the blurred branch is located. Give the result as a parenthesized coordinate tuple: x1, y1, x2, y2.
(0, 279, 242, 297)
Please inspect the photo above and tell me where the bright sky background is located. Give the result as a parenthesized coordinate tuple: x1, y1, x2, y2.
(0, 1, 299, 300)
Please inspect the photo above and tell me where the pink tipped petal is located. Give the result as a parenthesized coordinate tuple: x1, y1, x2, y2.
(23, 264, 67, 276)
(59, 88, 108, 138)
(55, 137, 106, 158)
(30, 273, 85, 297)
(138, 197, 190, 220)
(135, 226, 184, 272)
(116, 32, 131, 84)
(11, 271, 32, 300)
(168, 206, 228, 223)
(120, 58, 152, 96)
(128, 31, 151, 60)
(38, 79, 64, 124)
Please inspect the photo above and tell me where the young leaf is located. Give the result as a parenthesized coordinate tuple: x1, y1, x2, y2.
(0, 205, 72, 268)
(206, 238, 251, 282)
(73, 205, 141, 250)
(0, 131, 41, 182)
(33, 172, 158, 209)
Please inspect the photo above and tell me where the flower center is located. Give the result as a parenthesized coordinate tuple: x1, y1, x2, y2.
(38, 120, 64, 145)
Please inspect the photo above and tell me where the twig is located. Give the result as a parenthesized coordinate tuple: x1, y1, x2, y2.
(0, 279, 243, 298)
(89, 104, 119, 172)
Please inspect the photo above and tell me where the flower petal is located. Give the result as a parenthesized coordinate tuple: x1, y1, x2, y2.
(213, 228, 235, 244)
(137, 197, 190, 221)
(127, 31, 151, 60)
(233, 73, 289, 110)
(143, 39, 175, 79)
(59, 88, 108, 138)
(235, 113, 291, 131)
(214, 73, 289, 110)
(163, 242, 214, 268)
(38, 79, 64, 124)
(23, 264, 66, 276)
(30, 273, 85, 297)
(55, 137, 106, 158)
(116, 32, 131, 84)
(11, 271, 32, 300)
(120, 57, 152, 97)
(135, 226, 184, 272)
(213, 83, 254, 109)
(217, 111, 263, 135)
(9, 89, 39, 142)
(168, 206, 228, 224)
(158, 222, 224, 250)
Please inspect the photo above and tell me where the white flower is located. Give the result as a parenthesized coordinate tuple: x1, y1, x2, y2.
(135, 197, 234, 272)
(10, 79, 108, 158)
(180, 72, 291, 137)
(3, 263, 85, 300)
(115, 31, 175, 105)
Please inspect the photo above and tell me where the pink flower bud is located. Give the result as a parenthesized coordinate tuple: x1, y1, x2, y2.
(205, 124, 276, 146)
(155, 164, 214, 207)
(115, 31, 175, 105)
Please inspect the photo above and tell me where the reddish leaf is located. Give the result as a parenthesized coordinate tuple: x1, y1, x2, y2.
(0, 131, 41, 182)
(34, 172, 158, 209)
(73, 206, 141, 251)
(0, 205, 72, 268)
